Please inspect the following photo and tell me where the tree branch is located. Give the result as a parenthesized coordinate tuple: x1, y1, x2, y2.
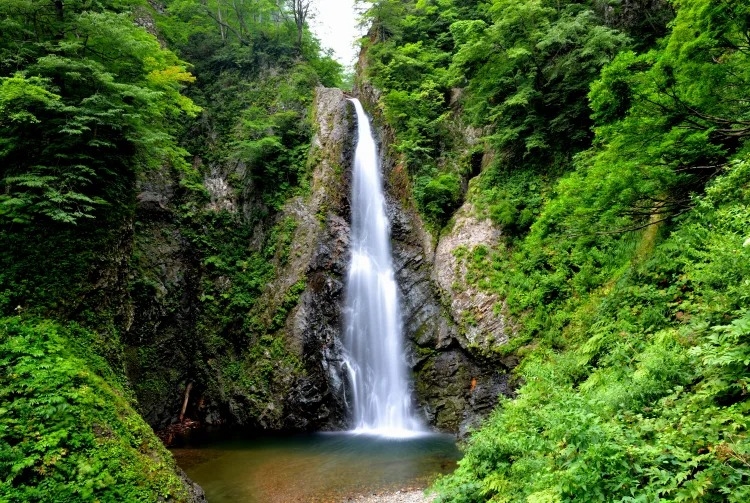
(200, 0, 251, 45)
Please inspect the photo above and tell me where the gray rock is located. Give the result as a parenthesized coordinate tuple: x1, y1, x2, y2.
(433, 202, 516, 351)
(177, 467, 207, 503)
(253, 87, 354, 430)
(353, 87, 517, 435)
(125, 83, 516, 439)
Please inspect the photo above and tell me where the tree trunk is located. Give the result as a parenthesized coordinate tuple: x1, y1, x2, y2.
(179, 382, 193, 423)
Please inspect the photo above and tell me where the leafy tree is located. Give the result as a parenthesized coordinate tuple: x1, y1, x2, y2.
(165, 0, 281, 45)
(450, 0, 629, 168)
(0, 2, 199, 224)
(287, 0, 313, 49)
(569, 0, 750, 233)
(359, 0, 409, 42)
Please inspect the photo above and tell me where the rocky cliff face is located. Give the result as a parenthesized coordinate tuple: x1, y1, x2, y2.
(387, 196, 514, 434)
(125, 191, 202, 428)
(433, 202, 516, 352)
(125, 85, 513, 437)
(124, 88, 355, 432)
(286, 87, 516, 435)
(246, 87, 516, 434)
(254, 87, 353, 430)
(355, 83, 517, 434)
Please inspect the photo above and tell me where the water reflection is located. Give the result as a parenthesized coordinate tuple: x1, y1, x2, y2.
(172, 432, 460, 503)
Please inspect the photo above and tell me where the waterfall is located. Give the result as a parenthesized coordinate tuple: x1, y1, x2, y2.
(342, 98, 423, 437)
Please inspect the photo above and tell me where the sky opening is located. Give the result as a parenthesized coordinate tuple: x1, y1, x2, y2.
(311, 0, 366, 69)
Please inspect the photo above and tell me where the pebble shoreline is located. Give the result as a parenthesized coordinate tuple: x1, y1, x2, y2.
(343, 489, 435, 503)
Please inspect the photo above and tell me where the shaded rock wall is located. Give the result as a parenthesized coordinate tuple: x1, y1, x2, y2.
(125, 84, 513, 437)
(254, 87, 354, 430)
(356, 83, 516, 435)
(124, 88, 355, 432)
(125, 170, 202, 429)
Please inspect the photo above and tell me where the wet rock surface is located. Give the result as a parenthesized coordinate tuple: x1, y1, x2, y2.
(127, 85, 514, 439)
(177, 467, 207, 503)
(270, 86, 514, 434)
(387, 193, 512, 434)
(370, 111, 514, 435)
(267, 88, 354, 430)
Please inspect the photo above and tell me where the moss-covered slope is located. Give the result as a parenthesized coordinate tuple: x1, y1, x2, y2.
(0, 317, 204, 502)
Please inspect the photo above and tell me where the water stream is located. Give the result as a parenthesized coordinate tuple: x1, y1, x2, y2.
(342, 98, 423, 436)
(171, 99, 455, 501)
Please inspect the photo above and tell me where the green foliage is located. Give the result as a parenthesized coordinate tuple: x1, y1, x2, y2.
(271, 279, 307, 330)
(180, 211, 290, 337)
(473, 167, 550, 237)
(0, 197, 133, 340)
(0, 1, 199, 224)
(0, 0, 342, 493)
(452, 0, 629, 166)
(415, 172, 462, 225)
(160, 0, 344, 209)
(228, 68, 318, 207)
(453, 0, 750, 345)
(363, 0, 634, 228)
(434, 156, 750, 502)
(159, 204, 308, 423)
(414, 0, 750, 500)
(0, 317, 191, 502)
(161, 0, 342, 83)
(576, 0, 750, 230)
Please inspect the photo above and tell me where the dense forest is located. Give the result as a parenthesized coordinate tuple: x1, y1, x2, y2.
(358, 0, 750, 501)
(0, 0, 341, 500)
(2, 0, 750, 501)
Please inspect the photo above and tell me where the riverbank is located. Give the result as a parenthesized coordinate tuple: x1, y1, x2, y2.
(344, 489, 435, 502)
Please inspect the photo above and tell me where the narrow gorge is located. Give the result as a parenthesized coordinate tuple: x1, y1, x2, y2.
(127, 86, 512, 438)
(4, 0, 750, 501)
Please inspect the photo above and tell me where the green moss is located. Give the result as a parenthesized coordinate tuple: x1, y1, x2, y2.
(271, 279, 307, 330)
(414, 343, 438, 361)
(212, 333, 303, 423)
(460, 310, 478, 328)
(0, 317, 190, 502)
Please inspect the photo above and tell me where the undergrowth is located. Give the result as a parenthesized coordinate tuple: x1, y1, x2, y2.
(0, 317, 191, 502)
(433, 157, 750, 501)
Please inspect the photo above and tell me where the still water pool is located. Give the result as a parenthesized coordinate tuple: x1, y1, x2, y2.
(171, 432, 460, 503)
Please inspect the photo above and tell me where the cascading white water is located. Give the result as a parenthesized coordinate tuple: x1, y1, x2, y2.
(342, 98, 423, 437)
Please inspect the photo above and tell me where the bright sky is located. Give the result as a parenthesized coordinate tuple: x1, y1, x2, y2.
(311, 0, 366, 70)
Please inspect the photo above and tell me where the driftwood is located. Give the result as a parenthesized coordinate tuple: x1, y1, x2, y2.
(179, 382, 193, 423)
